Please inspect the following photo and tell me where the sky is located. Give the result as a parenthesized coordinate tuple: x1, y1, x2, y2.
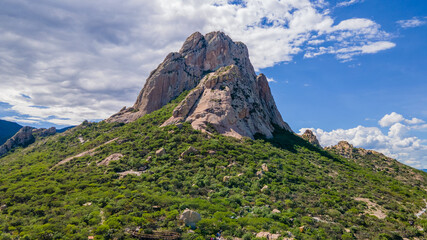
(0, 0, 426, 168)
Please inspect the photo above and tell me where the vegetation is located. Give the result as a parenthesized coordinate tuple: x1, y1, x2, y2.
(1, 92, 427, 239)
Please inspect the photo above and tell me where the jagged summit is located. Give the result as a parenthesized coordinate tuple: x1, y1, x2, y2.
(107, 31, 292, 138)
(300, 129, 321, 147)
(107, 31, 254, 123)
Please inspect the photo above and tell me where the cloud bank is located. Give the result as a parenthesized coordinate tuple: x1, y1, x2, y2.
(300, 113, 427, 169)
(0, 0, 395, 125)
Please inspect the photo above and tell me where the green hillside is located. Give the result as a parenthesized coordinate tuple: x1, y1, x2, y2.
(1, 93, 427, 240)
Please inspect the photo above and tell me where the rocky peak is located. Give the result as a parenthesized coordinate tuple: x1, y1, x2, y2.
(300, 129, 321, 147)
(325, 141, 355, 158)
(162, 64, 291, 139)
(326, 140, 392, 161)
(107, 31, 292, 139)
(0, 126, 57, 157)
(0, 126, 35, 157)
(107, 31, 255, 123)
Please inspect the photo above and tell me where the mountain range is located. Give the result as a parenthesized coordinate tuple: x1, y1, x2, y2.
(0, 32, 426, 240)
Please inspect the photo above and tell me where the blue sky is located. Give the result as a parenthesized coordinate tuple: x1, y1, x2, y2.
(0, 0, 426, 168)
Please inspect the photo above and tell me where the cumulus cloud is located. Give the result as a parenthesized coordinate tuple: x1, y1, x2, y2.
(379, 112, 425, 127)
(300, 113, 427, 169)
(0, 0, 395, 126)
(397, 17, 426, 28)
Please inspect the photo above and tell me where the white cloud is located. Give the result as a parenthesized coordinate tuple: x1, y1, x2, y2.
(379, 112, 425, 127)
(0, 0, 395, 126)
(397, 17, 426, 28)
(267, 77, 277, 83)
(379, 112, 405, 127)
(336, 0, 364, 8)
(300, 113, 427, 169)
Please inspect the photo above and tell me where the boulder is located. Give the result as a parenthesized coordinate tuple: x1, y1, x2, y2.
(156, 148, 166, 156)
(180, 146, 198, 157)
(272, 209, 281, 214)
(256, 232, 281, 240)
(261, 185, 269, 192)
(262, 163, 269, 172)
(179, 209, 201, 228)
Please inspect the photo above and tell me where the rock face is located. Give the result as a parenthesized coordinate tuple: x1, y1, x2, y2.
(107, 31, 291, 139)
(179, 209, 201, 228)
(33, 127, 56, 138)
(107, 31, 255, 123)
(326, 140, 391, 160)
(162, 65, 291, 139)
(0, 126, 57, 157)
(0, 126, 35, 157)
(301, 129, 321, 147)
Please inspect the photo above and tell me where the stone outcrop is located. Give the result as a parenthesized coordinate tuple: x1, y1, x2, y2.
(180, 146, 198, 157)
(0, 126, 35, 157)
(326, 140, 393, 161)
(156, 148, 166, 156)
(0, 126, 58, 157)
(106, 31, 292, 139)
(179, 209, 201, 228)
(107, 31, 255, 123)
(301, 129, 321, 147)
(32, 127, 56, 138)
(162, 65, 291, 139)
(97, 153, 123, 166)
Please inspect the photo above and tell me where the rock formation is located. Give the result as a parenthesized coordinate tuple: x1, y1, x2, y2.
(0, 126, 57, 157)
(107, 31, 292, 139)
(326, 140, 393, 161)
(162, 65, 291, 138)
(0, 126, 35, 157)
(301, 129, 321, 147)
(107, 31, 255, 123)
(179, 209, 201, 228)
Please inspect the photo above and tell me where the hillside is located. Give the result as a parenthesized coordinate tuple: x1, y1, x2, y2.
(1, 31, 427, 240)
(0, 120, 22, 145)
(0, 93, 427, 240)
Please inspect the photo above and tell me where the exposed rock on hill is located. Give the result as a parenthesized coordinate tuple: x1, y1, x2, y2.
(162, 65, 291, 138)
(326, 141, 377, 160)
(300, 129, 321, 147)
(106, 31, 291, 138)
(107, 31, 255, 123)
(0, 126, 35, 157)
(0, 126, 57, 157)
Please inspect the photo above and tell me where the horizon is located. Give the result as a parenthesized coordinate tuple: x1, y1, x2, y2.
(0, 0, 426, 168)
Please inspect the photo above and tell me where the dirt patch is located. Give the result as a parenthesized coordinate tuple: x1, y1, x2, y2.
(97, 153, 123, 166)
(52, 138, 118, 169)
(355, 197, 387, 219)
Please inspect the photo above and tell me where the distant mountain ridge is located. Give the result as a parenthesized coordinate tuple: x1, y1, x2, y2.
(0, 119, 22, 145)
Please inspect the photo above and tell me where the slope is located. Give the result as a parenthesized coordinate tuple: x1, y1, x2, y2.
(1, 93, 427, 240)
